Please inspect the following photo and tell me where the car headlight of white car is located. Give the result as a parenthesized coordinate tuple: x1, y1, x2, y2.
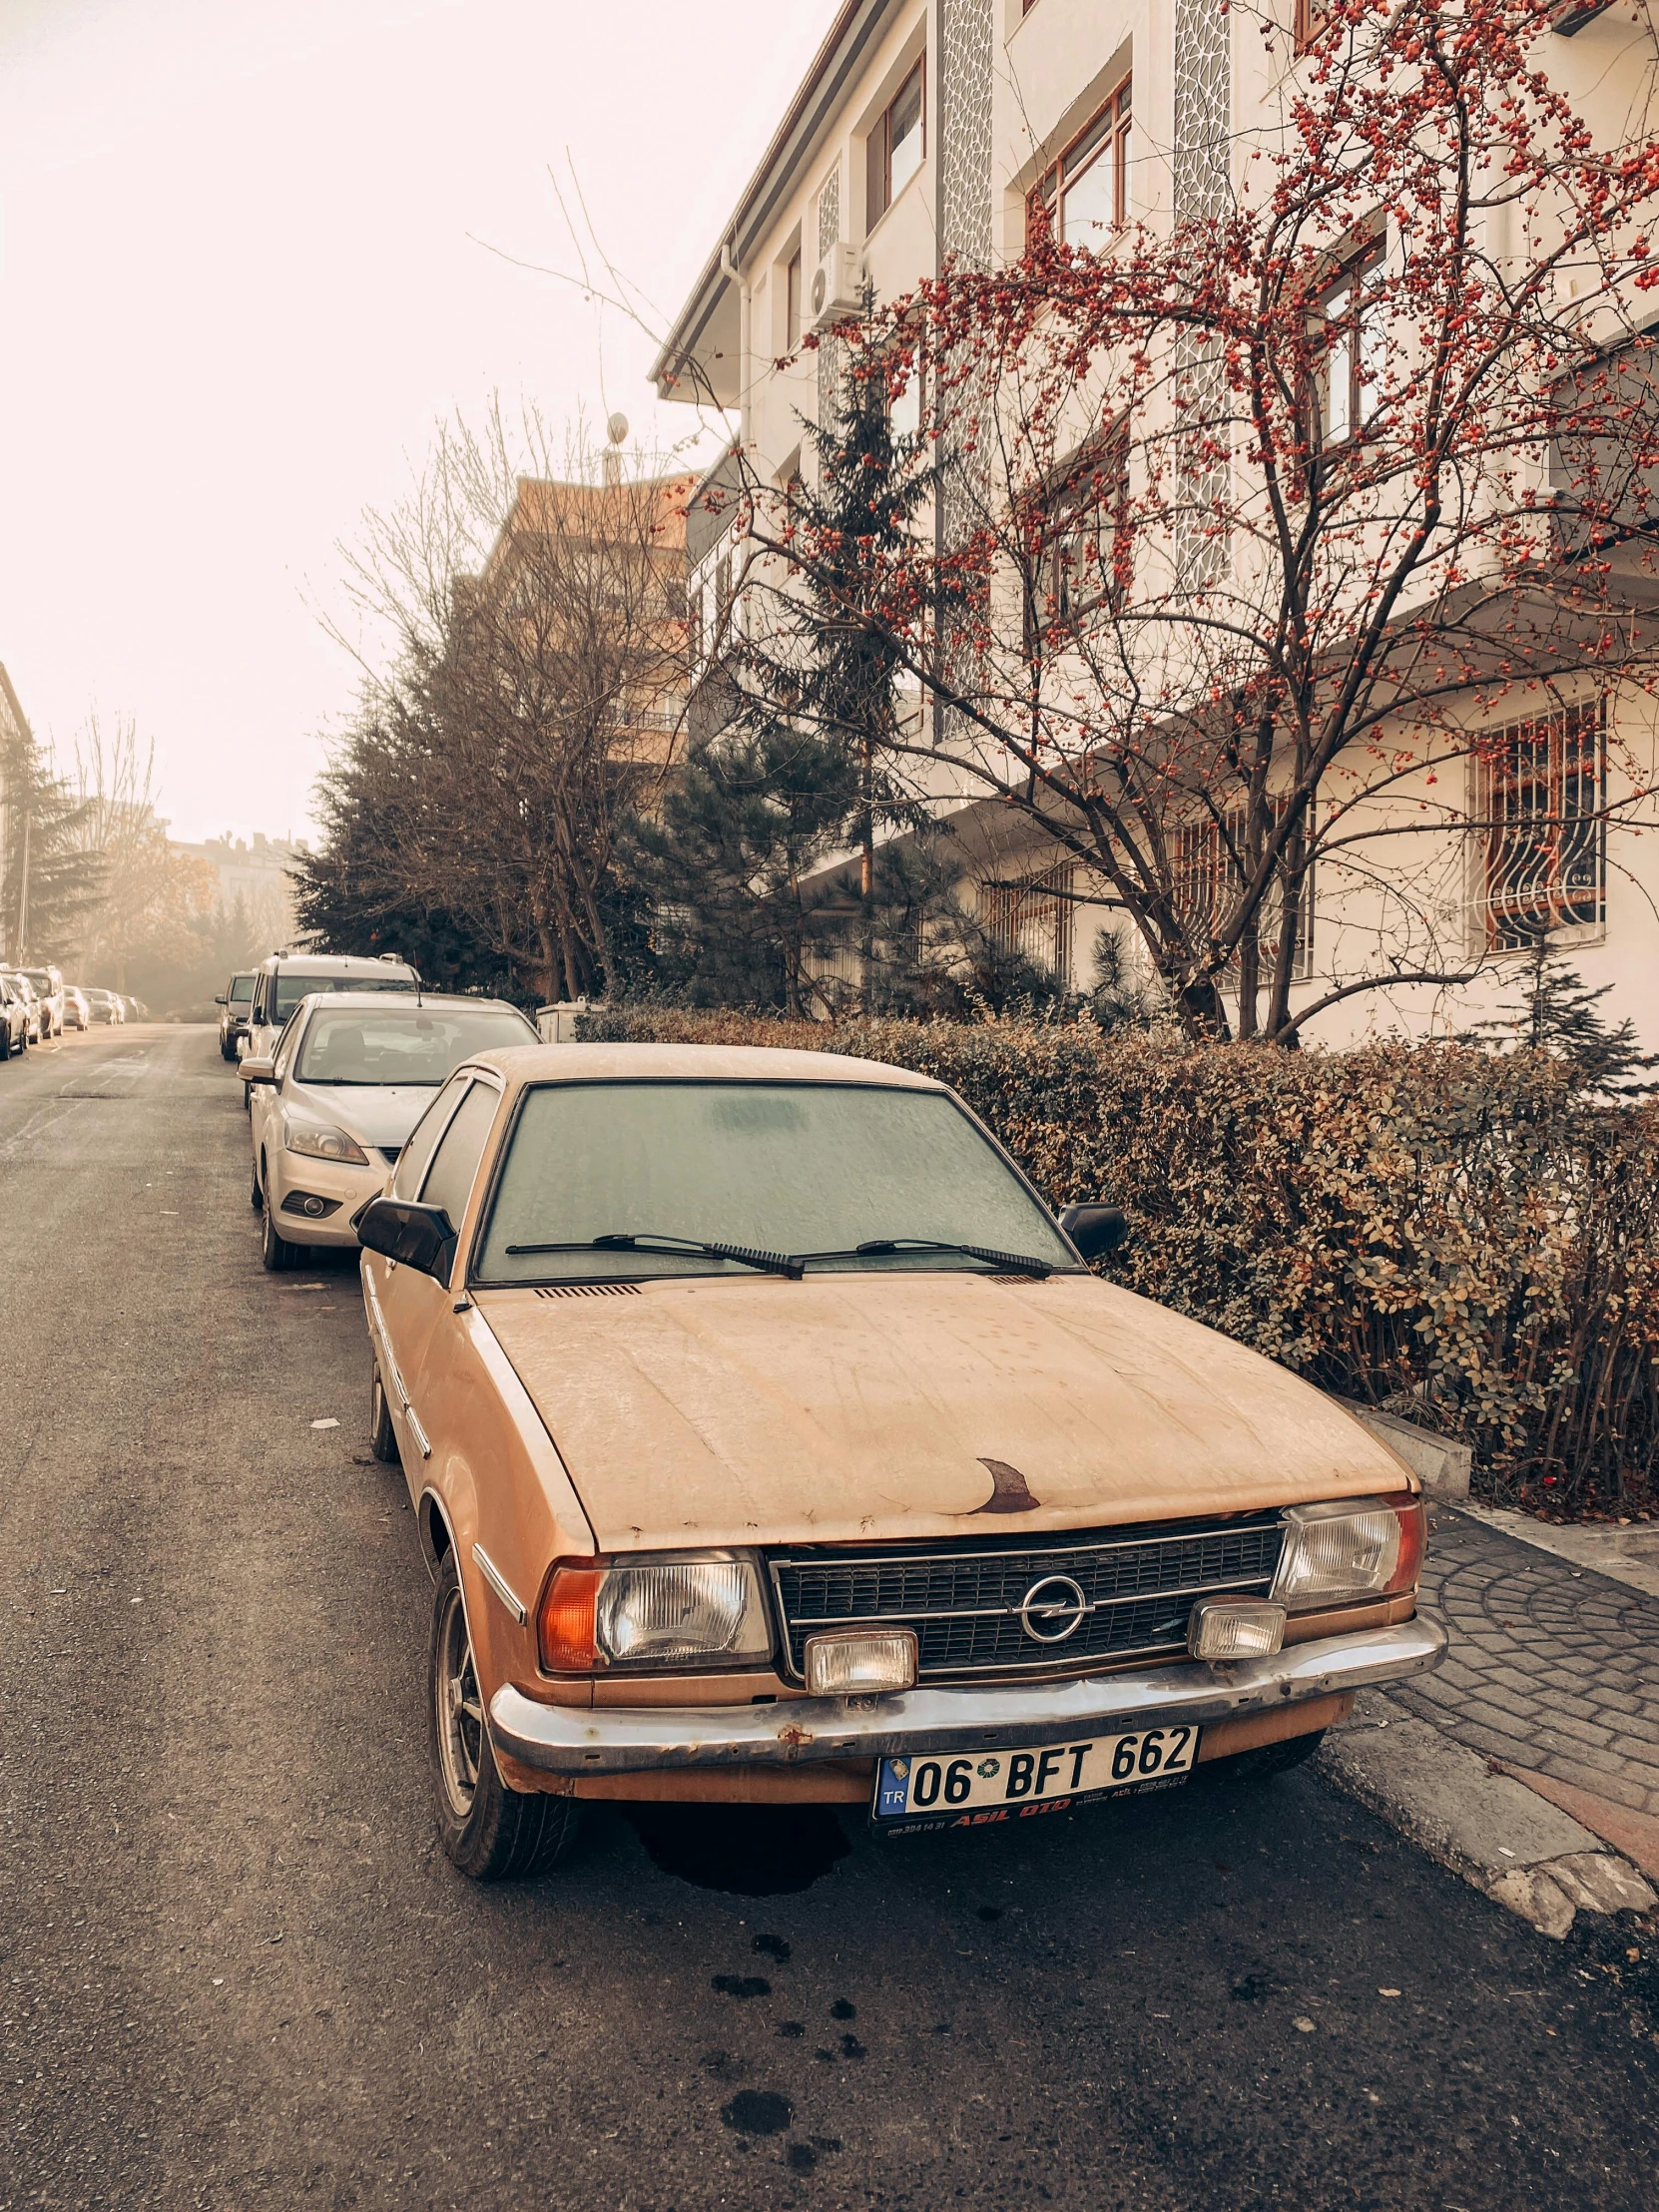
(285, 1123, 371, 1167)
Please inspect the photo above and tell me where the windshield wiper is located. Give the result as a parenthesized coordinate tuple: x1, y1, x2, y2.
(843, 1237, 1057, 1278)
(502, 1232, 805, 1280)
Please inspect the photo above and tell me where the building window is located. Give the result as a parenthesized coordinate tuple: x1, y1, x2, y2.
(888, 345, 924, 439)
(1029, 78, 1132, 251)
(867, 58, 925, 227)
(1480, 699, 1606, 950)
(1312, 238, 1383, 450)
(786, 250, 802, 350)
(1295, 0, 1332, 50)
(980, 861, 1076, 980)
(1172, 810, 1316, 980)
(1028, 418, 1132, 633)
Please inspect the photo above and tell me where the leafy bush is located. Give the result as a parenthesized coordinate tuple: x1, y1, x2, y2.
(576, 1005, 1659, 1510)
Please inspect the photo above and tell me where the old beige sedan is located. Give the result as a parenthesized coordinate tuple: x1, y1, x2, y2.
(356, 1043, 1443, 1882)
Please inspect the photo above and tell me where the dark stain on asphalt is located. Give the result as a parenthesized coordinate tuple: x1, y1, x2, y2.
(1231, 1973, 1274, 2003)
(777, 2020, 806, 2038)
(711, 1974, 771, 2000)
(787, 2143, 818, 2174)
(624, 1804, 850, 1895)
(830, 1996, 856, 2019)
(977, 1905, 1003, 1921)
(720, 2088, 793, 2137)
(753, 1933, 791, 1961)
(837, 2032, 866, 2060)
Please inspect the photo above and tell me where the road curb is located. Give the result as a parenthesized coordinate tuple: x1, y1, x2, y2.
(1319, 1688, 1657, 1939)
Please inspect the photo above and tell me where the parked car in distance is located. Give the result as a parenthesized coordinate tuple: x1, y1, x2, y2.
(18, 966, 64, 1039)
(355, 1042, 1445, 1883)
(119, 995, 147, 1022)
(61, 985, 91, 1032)
(241, 952, 419, 1084)
(84, 988, 124, 1025)
(217, 972, 255, 1060)
(0, 973, 29, 1058)
(2, 972, 43, 1043)
(244, 991, 538, 1272)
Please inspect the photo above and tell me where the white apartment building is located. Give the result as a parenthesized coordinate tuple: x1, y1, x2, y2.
(653, 0, 1659, 1047)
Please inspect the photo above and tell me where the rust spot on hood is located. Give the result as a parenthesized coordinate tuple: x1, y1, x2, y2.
(971, 1458, 1042, 1514)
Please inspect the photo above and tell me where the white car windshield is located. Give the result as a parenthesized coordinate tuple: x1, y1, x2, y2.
(472, 1080, 1077, 1283)
(295, 1005, 535, 1085)
(273, 972, 416, 1023)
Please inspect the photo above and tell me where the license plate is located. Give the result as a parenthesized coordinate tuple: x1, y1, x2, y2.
(872, 1725, 1200, 1835)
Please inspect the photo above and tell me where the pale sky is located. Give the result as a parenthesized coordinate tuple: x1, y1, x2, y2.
(0, 0, 836, 844)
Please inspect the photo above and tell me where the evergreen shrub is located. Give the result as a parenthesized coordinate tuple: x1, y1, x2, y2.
(576, 1004, 1659, 1509)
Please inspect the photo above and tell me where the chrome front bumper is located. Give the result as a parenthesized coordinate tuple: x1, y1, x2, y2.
(489, 1615, 1445, 1777)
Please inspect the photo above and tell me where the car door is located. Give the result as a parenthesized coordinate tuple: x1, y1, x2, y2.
(369, 1072, 502, 1481)
(254, 1008, 305, 1204)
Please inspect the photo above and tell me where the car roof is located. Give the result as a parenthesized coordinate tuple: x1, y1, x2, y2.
(458, 1040, 944, 1091)
(292, 990, 528, 1013)
(258, 952, 417, 975)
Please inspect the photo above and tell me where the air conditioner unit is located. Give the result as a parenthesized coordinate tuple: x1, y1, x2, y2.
(810, 241, 864, 333)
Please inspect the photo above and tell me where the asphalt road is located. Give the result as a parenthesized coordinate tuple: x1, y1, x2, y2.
(2, 1023, 1656, 2212)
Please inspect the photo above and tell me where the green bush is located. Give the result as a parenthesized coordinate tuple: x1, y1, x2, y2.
(576, 1005, 1659, 1509)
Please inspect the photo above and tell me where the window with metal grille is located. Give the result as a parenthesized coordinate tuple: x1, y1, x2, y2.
(1172, 807, 1316, 979)
(980, 860, 1076, 981)
(1479, 699, 1606, 949)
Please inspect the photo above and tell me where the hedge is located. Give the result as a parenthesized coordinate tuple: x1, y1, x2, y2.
(575, 1005, 1659, 1511)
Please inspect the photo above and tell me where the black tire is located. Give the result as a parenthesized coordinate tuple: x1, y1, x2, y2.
(369, 1365, 400, 1463)
(428, 1551, 581, 1882)
(1207, 1728, 1329, 1785)
(0, 1028, 10, 1061)
(261, 1176, 304, 1273)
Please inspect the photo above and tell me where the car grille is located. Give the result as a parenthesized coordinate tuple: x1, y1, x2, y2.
(768, 1513, 1284, 1681)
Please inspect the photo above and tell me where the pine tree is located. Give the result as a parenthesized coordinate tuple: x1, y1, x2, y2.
(1460, 936, 1658, 1099)
(628, 330, 944, 1010)
(0, 718, 106, 963)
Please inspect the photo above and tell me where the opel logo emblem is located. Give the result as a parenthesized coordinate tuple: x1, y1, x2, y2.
(1019, 1573, 1089, 1644)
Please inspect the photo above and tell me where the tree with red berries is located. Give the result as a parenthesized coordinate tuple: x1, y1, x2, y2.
(737, 0, 1659, 1041)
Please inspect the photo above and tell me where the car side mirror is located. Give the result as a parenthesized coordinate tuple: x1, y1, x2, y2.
(355, 1196, 457, 1282)
(241, 1056, 276, 1085)
(214, 993, 227, 1005)
(1058, 1203, 1130, 1261)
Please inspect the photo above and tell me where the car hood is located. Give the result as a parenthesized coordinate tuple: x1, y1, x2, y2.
(285, 1079, 440, 1150)
(477, 1273, 1409, 1552)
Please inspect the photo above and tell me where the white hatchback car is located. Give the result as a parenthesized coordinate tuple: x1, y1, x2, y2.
(246, 990, 538, 1271)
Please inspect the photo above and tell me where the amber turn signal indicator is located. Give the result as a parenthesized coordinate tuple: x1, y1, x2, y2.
(1382, 1491, 1427, 1596)
(537, 1562, 607, 1671)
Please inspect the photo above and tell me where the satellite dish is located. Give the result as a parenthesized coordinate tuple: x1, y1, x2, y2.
(606, 411, 629, 446)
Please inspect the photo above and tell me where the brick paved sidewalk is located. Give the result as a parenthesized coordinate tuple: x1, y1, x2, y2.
(1391, 1506, 1659, 1844)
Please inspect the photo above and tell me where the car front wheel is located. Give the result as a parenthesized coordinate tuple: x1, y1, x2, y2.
(428, 1551, 581, 1882)
(261, 1173, 304, 1272)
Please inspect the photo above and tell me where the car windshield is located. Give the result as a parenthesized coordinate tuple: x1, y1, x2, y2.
(229, 976, 254, 1005)
(273, 972, 416, 1022)
(472, 1080, 1077, 1285)
(294, 1004, 534, 1085)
